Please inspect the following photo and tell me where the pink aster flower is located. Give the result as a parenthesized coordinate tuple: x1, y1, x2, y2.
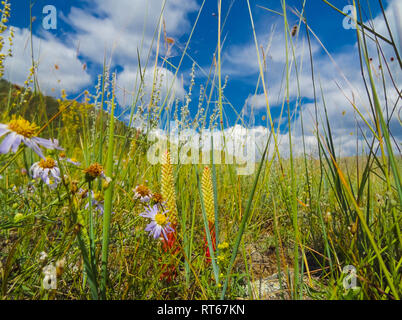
(140, 205, 174, 240)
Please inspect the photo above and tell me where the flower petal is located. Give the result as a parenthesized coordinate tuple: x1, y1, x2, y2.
(32, 137, 63, 150)
(161, 228, 168, 241)
(0, 131, 17, 154)
(145, 221, 157, 232)
(11, 134, 22, 152)
(0, 125, 10, 138)
(24, 139, 45, 158)
(152, 225, 162, 239)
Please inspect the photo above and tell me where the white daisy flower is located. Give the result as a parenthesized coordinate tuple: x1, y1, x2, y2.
(0, 117, 63, 158)
(31, 157, 61, 189)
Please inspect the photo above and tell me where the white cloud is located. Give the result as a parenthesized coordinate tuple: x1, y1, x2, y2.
(61, 0, 197, 109)
(116, 65, 185, 108)
(371, 0, 402, 56)
(3, 0, 198, 107)
(233, 0, 402, 158)
(65, 0, 198, 67)
(143, 0, 401, 166)
(3, 27, 91, 95)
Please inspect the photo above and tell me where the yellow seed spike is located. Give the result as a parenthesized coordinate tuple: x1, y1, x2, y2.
(161, 151, 178, 225)
(202, 166, 215, 224)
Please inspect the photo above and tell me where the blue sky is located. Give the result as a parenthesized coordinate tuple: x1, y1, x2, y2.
(3, 0, 401, 156)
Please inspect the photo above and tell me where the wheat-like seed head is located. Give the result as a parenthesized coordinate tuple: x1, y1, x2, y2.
(202, 166, 215, 224)
(161, 151, 178, 225)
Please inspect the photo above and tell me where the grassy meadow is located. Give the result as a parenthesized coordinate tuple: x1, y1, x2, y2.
(0, 0, 401, 300)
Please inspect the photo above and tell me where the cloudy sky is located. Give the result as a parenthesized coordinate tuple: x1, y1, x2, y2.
(3, 0, 401, 158)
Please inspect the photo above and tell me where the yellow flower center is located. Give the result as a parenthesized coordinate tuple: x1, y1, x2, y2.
(136, 185, 151, 197)
(93, 192, 103, 202)
(84, 163, 104, 178)
(8, 118, 39, 138)
(38, 157, 56, 169)
(70, 157, 78, 163)
(155, 213, 167, 226)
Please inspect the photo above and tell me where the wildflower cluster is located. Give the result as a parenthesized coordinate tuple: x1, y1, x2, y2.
(59, 99, 93, 140)
(216, 241, 230, 268)
(135, 183, 174, 241)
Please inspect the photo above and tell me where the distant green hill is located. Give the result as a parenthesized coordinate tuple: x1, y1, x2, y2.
(0, 78, 130, 142)
(0, 79, 60, 120)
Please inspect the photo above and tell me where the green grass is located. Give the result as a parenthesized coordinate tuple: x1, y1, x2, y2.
(0, 0, 401, 300)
